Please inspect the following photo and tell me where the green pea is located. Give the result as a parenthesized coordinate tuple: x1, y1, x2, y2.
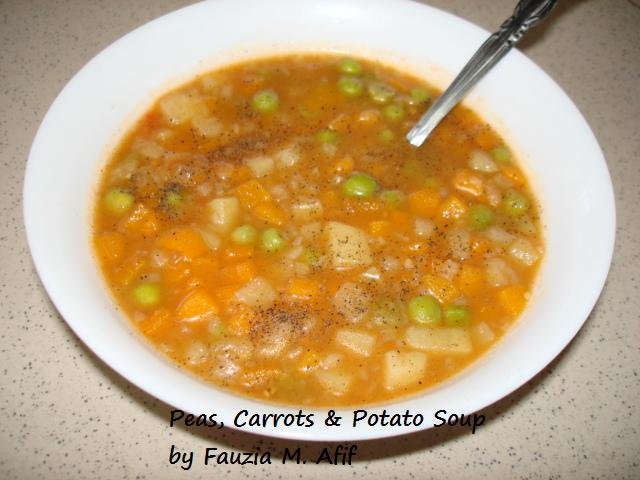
(370, 297, 403, 327)
(378, 128, 395, 143)
(424, 176, 440, 189)
(299, 248, 321, 267)
(407, 295, 441, 326)
(208, 318, 228, 337)
(502, 190, 530, 216)
(298, 106, 316, 119)
(163, 189, 182, 208)
(317, 129, 339, 144)
(337, 76, 364, 97)
(400, 158, 427, 179)
(252, 89, 279, 113)
(261, 228, 286, 252)
(467, 204, 495, 230)
(380, 189, 404, 205)
(491, 146, 511, 164)
(231, 224, 258, 245)
(132, 282, 161, 309)
(444, 305, 471, 327)
(383, 103, 405, 122)
(103, 188, 134, 216)
(342, 173, 378, 198)
(409, 88, 430, 104)
(368, 83, 395, 104)
(339, 58, 362, 75)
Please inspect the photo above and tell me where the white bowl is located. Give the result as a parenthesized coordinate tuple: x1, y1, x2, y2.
(23, 0, 615, 441)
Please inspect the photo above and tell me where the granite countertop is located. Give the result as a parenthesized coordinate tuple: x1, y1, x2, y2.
(1, 0, 638, 478)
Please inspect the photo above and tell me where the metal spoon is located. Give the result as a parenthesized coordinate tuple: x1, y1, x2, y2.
(406, 0, 558, 147)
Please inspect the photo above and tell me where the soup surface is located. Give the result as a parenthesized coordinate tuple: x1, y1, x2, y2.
(93, 54, 543, 406)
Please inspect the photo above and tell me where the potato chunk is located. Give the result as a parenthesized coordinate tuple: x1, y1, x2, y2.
(234, 277, 277, 308)
(315, 369, 352, 396)
(274, 144, 300, 168)
(208, 196, 240, 233)
(159, 91, 207, 124)
(405, 326, 472, 355)
(333, 282, 369, 322)
(383, 351, 427, 390)
(244, 155, 274, 178)
(192, 115, 223, 138)
(292, 199, 323, 222)
(326, 221, 372, 269)
(335, 329, 375, 357)
(255, 321, 292, 358)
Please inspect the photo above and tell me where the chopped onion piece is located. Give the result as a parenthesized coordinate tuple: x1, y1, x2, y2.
(483, 226, 516, 244)
(473, 322, 496, 344)
(274, 144, 300, 168)
(508, 238, 540, 266)
(415, 218, 436, 238)
(485, 257, 519, 287)
(469, 150, 499, 173)
(447, 228, 471, 261)
(333, 282, 369, 322)
(185, 341, 208, 365)
(362, 267, 381, 280)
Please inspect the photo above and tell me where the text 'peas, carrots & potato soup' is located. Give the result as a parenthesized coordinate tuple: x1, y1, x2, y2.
(93, 54, 543, 406)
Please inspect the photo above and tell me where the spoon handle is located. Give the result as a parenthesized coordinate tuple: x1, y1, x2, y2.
(406, 0, 558, 147)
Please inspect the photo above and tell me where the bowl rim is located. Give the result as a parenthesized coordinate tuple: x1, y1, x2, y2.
(23, 0, 615, 441)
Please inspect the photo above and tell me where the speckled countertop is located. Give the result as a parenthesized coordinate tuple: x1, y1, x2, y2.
(1, 0, 638, 478)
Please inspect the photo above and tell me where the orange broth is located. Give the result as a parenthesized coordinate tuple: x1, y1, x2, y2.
(93, 54, 543, 406)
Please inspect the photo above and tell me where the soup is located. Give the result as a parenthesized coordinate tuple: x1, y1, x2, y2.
(93, 54, 542, 406)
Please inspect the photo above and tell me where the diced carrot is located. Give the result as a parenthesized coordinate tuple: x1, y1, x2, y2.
(475, 129, 497, 150)
(114, 256, 146, 286)
(191, 256, 220, 280)
(471, 236, 493, 260)
(501, 165, 525, 187)
(254, 201, 286, 226)
(95, 232, 125, 264)
(477, 303, 504, 321)
(333, 156, 354, 174)
(457, 265, 484, 297)
(297, 350, 321, 372)
(389, 210, 411, 231)
(227, 304, 252, 336)
(177, 288, 219, 320)
(422, 274, 460, 303)
(230, 165, 253, 185)
(157, 227, 209, 259)
(215, 284, 240, 304)
(497, 285, 527, 315)
(439, 195, 468, 219)
(162, 261, 191, 285)
(235, 179, 271, 207)
(122, 204, 159, 236)
(408, 189, 440, 217)
(289, 277, 319, 299)
(321, 190, 340, 211)
(139, 308, 171, 336)
(220, 260, 257, 284)
(452, 169, 484, 197)
(369, 163, 390, 179)
(368, 220, 392, 237)
(221, 244, 254, 264)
